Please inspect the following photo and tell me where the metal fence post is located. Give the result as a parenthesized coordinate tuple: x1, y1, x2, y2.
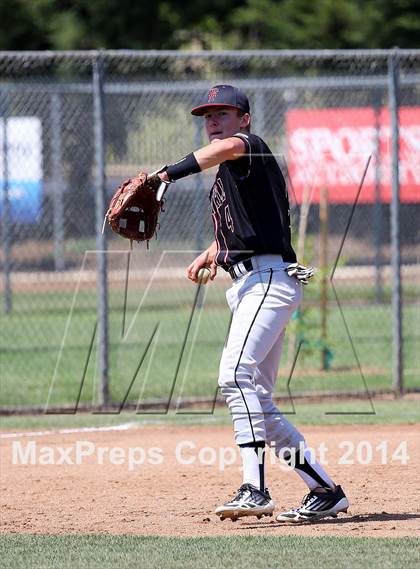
(92, 52, 109, 406)
(388, 48, 403, 396)
(50, 93, 65, 271)
(253, 89, 264, 137)
(373, 89, 383, 303)
(193, 120, 206, 309)
(194, 120, 204, 253)
(1, 98, 12, 314)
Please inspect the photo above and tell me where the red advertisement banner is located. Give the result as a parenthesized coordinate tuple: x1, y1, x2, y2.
(286, 107, 420, 204)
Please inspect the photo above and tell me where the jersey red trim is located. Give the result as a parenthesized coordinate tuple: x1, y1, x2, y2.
(211, 212, 221, 266)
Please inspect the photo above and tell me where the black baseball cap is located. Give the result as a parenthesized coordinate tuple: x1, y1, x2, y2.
(191, 85, 250, 116)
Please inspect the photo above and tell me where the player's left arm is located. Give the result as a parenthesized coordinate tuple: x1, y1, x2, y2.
(158, 137, 246, 182)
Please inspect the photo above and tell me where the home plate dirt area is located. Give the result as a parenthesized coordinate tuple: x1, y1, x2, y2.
(1, 424, 419, 538)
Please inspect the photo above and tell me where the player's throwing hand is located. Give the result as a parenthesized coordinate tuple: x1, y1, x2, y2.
(187, 242, 218, 283)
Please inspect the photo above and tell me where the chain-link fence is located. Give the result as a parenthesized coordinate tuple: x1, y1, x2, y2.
(1, 50, 419, 412)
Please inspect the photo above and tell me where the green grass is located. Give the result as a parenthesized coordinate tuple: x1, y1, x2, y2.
(1, 285, 419, 408)
(1, 398, 418, 431)
(0, 535, 418, 569)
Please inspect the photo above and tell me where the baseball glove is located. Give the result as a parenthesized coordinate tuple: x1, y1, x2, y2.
(106, 171, 169, 243)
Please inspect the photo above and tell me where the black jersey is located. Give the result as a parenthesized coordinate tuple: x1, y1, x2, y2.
(209, 132, 297, 269)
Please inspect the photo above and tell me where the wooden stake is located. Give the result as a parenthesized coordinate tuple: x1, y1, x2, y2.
(287, 184, 311, 369)
(319, 186, 329, 370)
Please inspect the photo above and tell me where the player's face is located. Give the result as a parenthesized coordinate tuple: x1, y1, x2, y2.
(204, 107, 246, 142)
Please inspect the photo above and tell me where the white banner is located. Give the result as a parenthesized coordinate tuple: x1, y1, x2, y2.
(0, 117, 43, 222)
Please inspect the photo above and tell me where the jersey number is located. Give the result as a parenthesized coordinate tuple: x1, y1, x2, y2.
(224, 205, 234, 233)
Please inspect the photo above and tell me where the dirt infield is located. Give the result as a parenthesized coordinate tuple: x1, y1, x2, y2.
(1, 424, 419, 538)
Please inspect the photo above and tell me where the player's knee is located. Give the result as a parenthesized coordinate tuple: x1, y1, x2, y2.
(218, 355, 256, 390)
(256, 390, 275, 411)
(217, 371, 235, 390)
(255, 386, 272, 402)
(218, 369, 255, 391)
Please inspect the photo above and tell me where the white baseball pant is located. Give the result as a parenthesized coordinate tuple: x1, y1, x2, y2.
(218, 254, 305, 454)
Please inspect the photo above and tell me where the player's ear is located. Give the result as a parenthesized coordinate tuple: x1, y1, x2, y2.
(240, 113, 251, 130)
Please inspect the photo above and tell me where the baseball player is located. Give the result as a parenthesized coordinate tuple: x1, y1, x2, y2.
(157, 85, 349, 522)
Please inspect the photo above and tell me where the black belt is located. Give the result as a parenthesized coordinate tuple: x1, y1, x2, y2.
(228, 258, 254, 280)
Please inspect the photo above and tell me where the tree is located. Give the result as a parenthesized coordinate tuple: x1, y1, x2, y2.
(228, 0, 384, 49)
(0, 0, 418, 50)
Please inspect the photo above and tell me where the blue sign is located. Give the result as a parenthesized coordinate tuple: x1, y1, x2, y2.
(0, 180, 42, 223)
(0, 117, 43, 224)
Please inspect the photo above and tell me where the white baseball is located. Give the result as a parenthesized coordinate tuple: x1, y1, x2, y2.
(197, 267, 211, 285)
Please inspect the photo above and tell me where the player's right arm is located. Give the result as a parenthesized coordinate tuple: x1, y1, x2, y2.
(192, 137, 246, 169)
(158, 137, 246, 184)
(187, 240, 218, 283)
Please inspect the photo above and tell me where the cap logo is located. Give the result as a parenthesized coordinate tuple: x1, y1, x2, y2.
(207, 88, 219, 102)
